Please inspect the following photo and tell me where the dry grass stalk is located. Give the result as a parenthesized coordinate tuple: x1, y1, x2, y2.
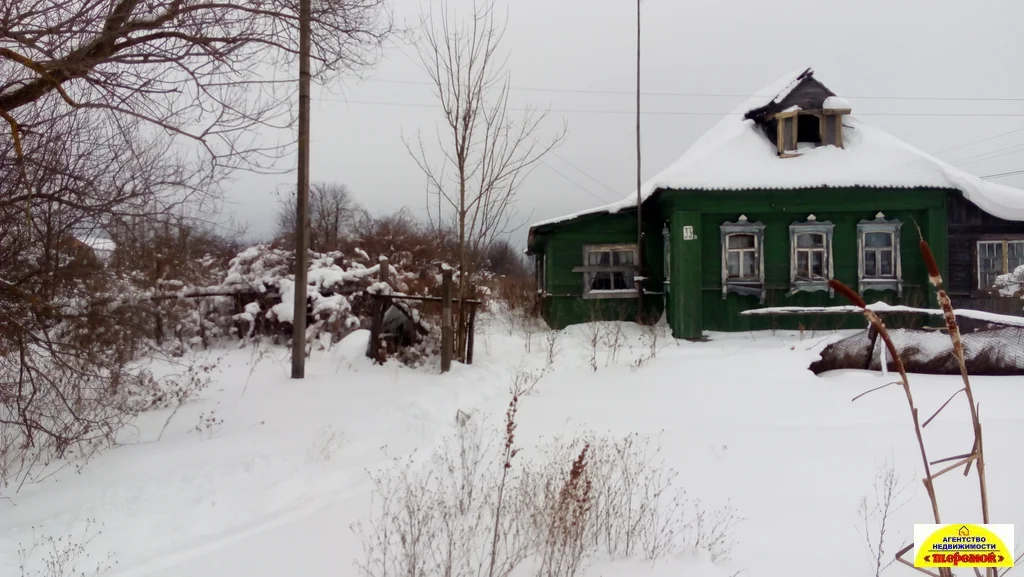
(858, 459, 914, 577)
(488, 393, 522, 577)
(831, 235, 999, 577)
(537, 443, 593, 577)
(829, 279, 943, 528)
(917, 238, 990, 525)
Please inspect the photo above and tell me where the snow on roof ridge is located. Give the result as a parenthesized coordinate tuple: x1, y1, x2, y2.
(530, 68, 1024, 230)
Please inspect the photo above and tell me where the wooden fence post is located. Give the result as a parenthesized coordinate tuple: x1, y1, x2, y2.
(466, 301, 477, 365)
(441, 266, 453, 373)
(366, 256, 391, 363)
(863, 323, 878, 371)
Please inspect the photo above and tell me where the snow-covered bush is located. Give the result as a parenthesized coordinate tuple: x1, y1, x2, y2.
(351, 388, 741, 577)
(995, 263, 1024, 300)
(214, 243, 403, 349)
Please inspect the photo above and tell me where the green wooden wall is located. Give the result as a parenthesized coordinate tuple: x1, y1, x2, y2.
(531, 186, 951, 337)
(533, 209, 664, 329)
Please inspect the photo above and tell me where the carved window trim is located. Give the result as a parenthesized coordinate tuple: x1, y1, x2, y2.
(857, 212, 902, 296)
(720, 215, 766, 303)
(789, 215, 835, 296)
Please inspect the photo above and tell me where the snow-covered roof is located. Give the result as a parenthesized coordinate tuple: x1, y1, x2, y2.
(823, 95, 851, 111)
(75, 234, 116, 254)
(531, 67, 1024, 229)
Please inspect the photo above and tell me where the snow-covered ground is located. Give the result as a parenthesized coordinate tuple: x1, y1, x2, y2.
(2, 317, 1022, 577)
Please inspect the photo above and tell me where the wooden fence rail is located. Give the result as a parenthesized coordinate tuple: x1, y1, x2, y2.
(365, 260, 479, 373)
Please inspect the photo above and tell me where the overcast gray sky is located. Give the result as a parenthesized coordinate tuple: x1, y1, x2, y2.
(222, 0, 1024, 246)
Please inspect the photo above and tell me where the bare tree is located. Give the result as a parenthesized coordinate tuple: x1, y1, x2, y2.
(275, 182, 363, 252)
(0, 0, 392, 479)
(0, 104, 221, 488)
(406, 0, 565, 361)
(0, 0, 391, 178)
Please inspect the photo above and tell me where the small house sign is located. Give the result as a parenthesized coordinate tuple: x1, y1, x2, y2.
(683, 225, 695, 240)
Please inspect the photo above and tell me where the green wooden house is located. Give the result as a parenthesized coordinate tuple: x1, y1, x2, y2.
(526, 68, 1024, 339)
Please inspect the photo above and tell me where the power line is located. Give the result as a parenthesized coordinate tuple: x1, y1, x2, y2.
(313, 97, 1024, 118)
(954, 141, 1024, 167)
(981, 168, 1024, 179)
(932, 126, 1024, 156)
(359, 77, 1024, 103)
(539, 160, 614, 204)
(547, 150, 622, 196)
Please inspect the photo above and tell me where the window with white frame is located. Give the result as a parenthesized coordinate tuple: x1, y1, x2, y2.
(857, 213, 902, 295)
(720, 216, 766, 302)
(977, 239, 1024, 291)
(789, 215, 834, 295)
(662, 224, 671, 284)
(574, 244, 637, 297)
(535, 254, 545, 293)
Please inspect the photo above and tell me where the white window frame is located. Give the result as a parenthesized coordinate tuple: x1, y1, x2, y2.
(976, 239, 1024, 291)
(720, 215, 766, 303)
(574, 243, 638, 299)
(535, 254, 545, 294)
(663, 223, 671, 284)
(857, 213, 902, 296)
(789, 215, 835, 296)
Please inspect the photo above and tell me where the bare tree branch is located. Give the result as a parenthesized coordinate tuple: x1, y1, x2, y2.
(405, 0, 565, 361)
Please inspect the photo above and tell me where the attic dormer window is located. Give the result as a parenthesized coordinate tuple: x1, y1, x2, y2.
(773, 99, 849, 157)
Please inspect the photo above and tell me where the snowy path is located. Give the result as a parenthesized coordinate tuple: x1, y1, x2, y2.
(2, 323, 1022, 577)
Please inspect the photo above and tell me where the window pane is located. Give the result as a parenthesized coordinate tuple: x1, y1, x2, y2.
(979, 243, 1003, 272)
(727, 251, 739, 277)
(978, 242, 1003, 289)
(1009, 241, 1024, 272)
(797, 232, 824, 248)
(811, 250, 824, 276)
(613, 250, 634, 266)
(743, 251, 757, 278)
(797, 252, 809, 278)
(783, 117, 795, 151)
(981, 242, 1002, 260)
(612, 272, 635, 290)
(590, 272, 611, 290)
(664, 235, 671, 279)
(587, 251, 604, 266)
(865, 250, 877, 276)
(728, 234, 755, 249)
(880, 250, 893, 276)
(980, 271, 999, 290)
(865, 232, 892, 248)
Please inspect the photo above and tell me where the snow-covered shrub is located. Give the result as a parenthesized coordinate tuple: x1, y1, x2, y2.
(995, 263, 1024, 300)
(16, 518, 113, 577)
(217, 243, 393, 349)
(351, 390, 741, 577)
(104, 217, 242, 352)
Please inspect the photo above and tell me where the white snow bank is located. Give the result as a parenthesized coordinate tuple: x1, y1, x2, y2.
(740, 301, 1024, 328)
(531, 68, 1024, 228)
(6, 325, 1024, 577)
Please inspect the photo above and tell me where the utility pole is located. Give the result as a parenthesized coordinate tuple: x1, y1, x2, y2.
(635, 0, 644, 315)
(291, 0, 311, 379)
